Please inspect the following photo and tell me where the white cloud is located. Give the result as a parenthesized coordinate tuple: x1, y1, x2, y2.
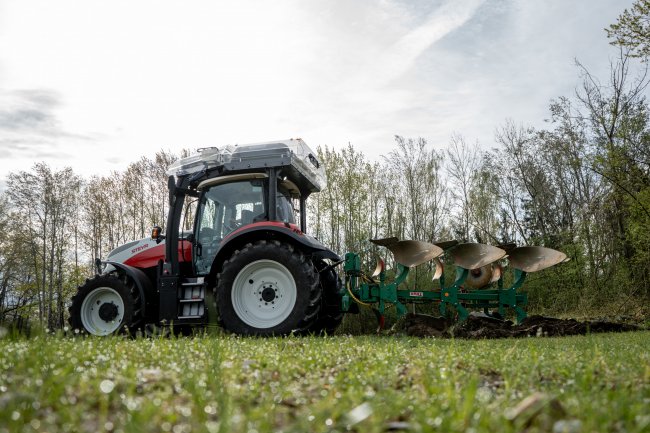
(0, 0, 642, 181)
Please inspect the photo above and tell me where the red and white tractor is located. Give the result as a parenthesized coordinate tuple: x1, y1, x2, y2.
(69, 139, 345, 336)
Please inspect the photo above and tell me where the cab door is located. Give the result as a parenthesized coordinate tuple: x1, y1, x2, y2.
(193, 177, 267, 275)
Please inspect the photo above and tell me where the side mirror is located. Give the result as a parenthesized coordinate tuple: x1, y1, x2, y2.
(151, 226, 166, 243)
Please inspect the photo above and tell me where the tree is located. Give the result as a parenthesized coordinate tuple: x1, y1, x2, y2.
(6, 164, 81, 328)
(606, 0, 650, 60)
(0, 194, 39, 323)
(309, 144, 384, 258)
(446, 134, 479, 242)
(576, 52, 650, 265)
(388, 136, 447, 243)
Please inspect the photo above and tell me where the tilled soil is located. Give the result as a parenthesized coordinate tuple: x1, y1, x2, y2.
(401, 313, 642, 339)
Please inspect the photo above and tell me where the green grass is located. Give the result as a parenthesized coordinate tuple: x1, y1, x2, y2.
(0, 332, 649, 433)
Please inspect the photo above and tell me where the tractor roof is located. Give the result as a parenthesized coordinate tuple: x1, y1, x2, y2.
(167, 138, 326, 193)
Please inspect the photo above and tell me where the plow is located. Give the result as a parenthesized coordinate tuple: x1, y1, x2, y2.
(341, 238, 569, 331)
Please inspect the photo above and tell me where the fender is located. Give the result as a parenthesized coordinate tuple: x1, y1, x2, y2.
(103, 261, 157, 321)
(212, 222, 340, 274)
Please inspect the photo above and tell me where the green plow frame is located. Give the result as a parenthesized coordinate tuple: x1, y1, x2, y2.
(341, 238, 568, 328)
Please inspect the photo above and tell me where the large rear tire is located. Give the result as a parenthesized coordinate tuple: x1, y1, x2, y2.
(215, 240, 321, 336)
(68, 274, 143, 336)
(307, 265, 344, 335)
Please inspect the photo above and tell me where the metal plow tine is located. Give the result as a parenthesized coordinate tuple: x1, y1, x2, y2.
(433, 239, 459, 250)
(387, 240, 444, 268)
(450, 243, 507, 270)
(432, 258, 443, 281)
(371, 258, 385, 278)
(508, 246, 568, 273)
(370, 237, 400, 247)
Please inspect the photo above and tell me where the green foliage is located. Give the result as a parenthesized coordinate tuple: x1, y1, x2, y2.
(606, 0, 650, 60)
(0, 150, 183, 330)
(3, 165, 82, 329)
(0, 333, 648, 433)
(309, 137, 447, 274)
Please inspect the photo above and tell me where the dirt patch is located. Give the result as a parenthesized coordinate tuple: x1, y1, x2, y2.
(401, 313, 642, 339)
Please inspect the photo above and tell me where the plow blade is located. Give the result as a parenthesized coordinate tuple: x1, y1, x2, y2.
(370, 237, 399, 247)
(490, 264, 502, 283)
(508, 246, 568, 273)
(371, 258, 385, 278)
(496, 242, 517, 253)
(433, 240, 459, 250)
(449, 243, 506, 270)
(386, 240, 444, 268)
(370, 237, 444, 267)
(432, 259, 444, 281)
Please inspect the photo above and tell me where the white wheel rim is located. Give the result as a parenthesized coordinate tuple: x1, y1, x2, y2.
(80, 287, 125, 335)
(231, 259, 297, 329)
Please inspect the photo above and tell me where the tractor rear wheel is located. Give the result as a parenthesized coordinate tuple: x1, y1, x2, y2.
(307, 265, 344, 335)
(68, 274, 143, 336)
(216, 240, 321, 336)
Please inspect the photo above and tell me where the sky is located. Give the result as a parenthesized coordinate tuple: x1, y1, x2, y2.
(0, 0, 641, 185)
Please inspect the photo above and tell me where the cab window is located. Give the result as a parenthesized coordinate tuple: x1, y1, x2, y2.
(276, 185, 296, 224)
(194, 180, 265, 275)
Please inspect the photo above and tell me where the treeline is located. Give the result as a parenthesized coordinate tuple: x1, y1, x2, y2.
(0, 152, 182, 329)
(1, 3, 649, 328)
(310, 51, 650, 317)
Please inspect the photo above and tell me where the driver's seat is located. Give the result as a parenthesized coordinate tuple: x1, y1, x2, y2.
(252, 204, 266, 223)
(240, 210, 254, 226)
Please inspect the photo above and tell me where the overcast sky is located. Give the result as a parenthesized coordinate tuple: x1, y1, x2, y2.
(0, 0, 641, 184)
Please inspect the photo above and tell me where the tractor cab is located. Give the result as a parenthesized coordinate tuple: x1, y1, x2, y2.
(166, 139, 328, 276)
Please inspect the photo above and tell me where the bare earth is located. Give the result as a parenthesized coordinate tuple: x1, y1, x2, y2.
(401, 313, 642, 339)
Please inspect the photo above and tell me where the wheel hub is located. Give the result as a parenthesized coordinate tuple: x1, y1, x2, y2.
(98, 302, 119, 322)
(261, 285, 277, 302)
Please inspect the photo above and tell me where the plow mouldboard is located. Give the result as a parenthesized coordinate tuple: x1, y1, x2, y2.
(449, 243, 507, 270)
(508, 246, 569, 273)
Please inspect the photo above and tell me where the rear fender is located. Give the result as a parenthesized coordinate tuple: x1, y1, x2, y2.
(211, 224, 340, 277)
(103, 261, 157, 321)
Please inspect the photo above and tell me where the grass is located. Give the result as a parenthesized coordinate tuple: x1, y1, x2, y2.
(0, 331, 649, 433)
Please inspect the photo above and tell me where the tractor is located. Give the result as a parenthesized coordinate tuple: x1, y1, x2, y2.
(69, 139, 347, 336)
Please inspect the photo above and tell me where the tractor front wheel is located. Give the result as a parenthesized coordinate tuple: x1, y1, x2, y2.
(69, 274, 142, 336)
(216, 240, 321, 336)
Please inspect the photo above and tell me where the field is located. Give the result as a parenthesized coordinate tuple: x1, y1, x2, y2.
(0, 332, 649, 433)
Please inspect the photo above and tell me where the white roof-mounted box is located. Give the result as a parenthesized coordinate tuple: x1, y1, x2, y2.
(167, 138, 326, 192)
